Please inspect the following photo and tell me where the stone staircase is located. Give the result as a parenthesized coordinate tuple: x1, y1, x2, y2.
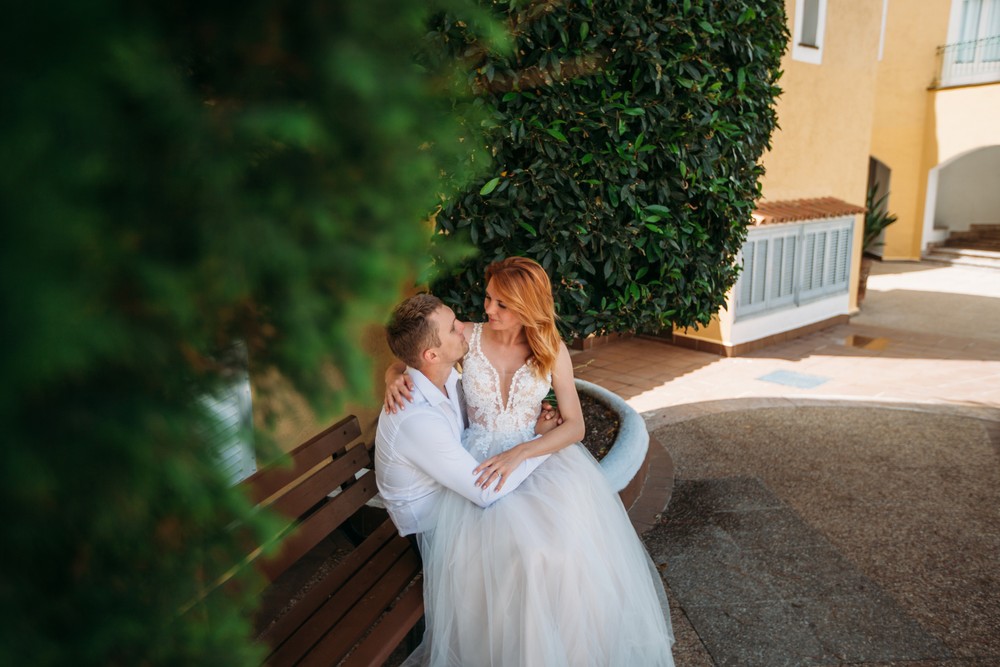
(925, 223, 1000, 269)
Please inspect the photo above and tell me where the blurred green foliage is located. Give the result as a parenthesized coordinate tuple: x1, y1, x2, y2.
(429, 0, 788, 338)
(0, 1, 493, 663)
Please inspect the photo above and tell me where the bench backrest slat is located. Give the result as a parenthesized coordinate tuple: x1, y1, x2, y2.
(243, 415, 362, 504)
(242, 413, 424, 667)
(269, 444, 370, 520)
(258, 469, 379, 582)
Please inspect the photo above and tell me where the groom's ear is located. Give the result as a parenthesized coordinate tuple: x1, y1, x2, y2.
(421, 347, 439, 364)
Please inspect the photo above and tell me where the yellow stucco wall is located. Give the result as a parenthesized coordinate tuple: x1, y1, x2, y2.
(675, 311, 727, 345)
(677, 0, 884, 345)
(870, 0, 952, 260)
(760, 1, 883, 205)
(675, 1, 997, 347)
(931, 83, 1000, 165)
(762, 0, 885, 315)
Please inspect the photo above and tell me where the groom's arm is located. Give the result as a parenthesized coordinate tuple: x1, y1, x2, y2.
(396, 414, 548, 507)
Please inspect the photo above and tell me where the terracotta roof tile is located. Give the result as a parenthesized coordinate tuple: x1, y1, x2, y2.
(752, 197, 866, 225)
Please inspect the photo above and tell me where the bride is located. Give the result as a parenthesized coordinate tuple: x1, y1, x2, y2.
(386, 257, 674, 666)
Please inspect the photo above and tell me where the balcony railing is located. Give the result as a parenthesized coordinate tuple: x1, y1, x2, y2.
(934, 35, 1000, 88)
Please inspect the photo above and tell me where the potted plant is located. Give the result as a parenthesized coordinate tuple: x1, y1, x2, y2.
(858, 184, 898, 303)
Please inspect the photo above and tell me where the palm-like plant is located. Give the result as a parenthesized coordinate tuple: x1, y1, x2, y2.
(863, 184, 899, 256)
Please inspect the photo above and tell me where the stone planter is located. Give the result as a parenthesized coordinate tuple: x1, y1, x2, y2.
(576, 379, 651, 510)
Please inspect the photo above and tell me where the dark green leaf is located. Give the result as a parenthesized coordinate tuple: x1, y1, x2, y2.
(480, 177, 501, 195)
(546, 128, 569, 143)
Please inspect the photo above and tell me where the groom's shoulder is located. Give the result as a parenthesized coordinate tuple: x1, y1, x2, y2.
(375, 397, 452, 462)
(376, 390, 444, 435)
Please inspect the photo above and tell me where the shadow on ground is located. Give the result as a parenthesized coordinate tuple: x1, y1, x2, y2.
(644, 402, 1000, 666)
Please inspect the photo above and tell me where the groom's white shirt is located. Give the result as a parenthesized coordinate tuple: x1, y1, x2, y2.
(374, 366, 548, 536)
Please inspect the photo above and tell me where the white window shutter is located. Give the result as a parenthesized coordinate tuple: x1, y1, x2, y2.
(835, 228, 850, 284)
(735, 216, 854, 320)
(752, 238, 768, 305)
(200, 343, 256, 485)
(738, 241, 755, 309)
(802, 233, 816, 292)
(769, 233, 797, 308)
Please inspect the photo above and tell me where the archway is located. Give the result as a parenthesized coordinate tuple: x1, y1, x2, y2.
(922, 144, 1000, 253)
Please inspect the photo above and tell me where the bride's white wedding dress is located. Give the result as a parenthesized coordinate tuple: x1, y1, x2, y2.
(408, 324, 675, 666)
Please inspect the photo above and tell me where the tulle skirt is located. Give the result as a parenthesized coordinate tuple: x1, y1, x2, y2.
(404, 440, 675, 667)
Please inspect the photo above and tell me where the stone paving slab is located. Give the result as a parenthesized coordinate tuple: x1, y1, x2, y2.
(646, 477, 953, 666)
(643, 405, 1000, 666)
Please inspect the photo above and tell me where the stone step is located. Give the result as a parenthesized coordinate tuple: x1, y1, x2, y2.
(934, 245, 1000, 257)
(924, 246, 1000, 269)
(943, 241, 1000, 252)
(951, 227, 1000, 236)
(947, 228, 1000, 235)
(947, 231, 1000, 238)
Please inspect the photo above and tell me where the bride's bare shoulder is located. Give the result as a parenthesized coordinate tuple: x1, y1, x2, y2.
(461, 321, 480, 342)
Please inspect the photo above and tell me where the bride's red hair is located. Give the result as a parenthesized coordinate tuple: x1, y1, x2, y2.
(485, 257, 562, 379)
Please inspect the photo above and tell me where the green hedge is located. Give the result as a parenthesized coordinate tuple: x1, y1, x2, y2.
(0, 1, 491, 664)
(430, 0, 788, 338)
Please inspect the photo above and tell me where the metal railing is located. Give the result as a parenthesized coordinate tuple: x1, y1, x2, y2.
(934, 35, 1000, 88)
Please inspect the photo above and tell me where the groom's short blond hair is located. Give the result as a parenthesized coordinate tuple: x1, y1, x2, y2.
(386, 294, 443, 368)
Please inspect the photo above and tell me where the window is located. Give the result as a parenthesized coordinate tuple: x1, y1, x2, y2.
(792, 0, 828, 64)
(800, 0, 821, 46)
(941, 0, 1000, 85)
(738, 229, 798, 318)
(955, 0, 1000, 62)
(735, 217, 854, 319)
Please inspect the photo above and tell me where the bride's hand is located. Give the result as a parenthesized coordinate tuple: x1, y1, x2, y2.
(473, 446, 527, 492)
(384, 364, 414, 414)
(534, 401, 563, 436)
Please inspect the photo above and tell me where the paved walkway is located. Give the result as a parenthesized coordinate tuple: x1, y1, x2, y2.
(573, 261, 1000, 666)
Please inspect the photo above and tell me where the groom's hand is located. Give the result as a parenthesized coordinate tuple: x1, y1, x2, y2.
(474, 446, 528, 492)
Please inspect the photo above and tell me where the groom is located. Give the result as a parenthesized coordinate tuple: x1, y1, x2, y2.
(374, 293, 551, 537)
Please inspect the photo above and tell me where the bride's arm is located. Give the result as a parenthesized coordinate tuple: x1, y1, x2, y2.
(473, 342, 585, 490)
(384, 360, 413, 414)
(384, 322, 473, 413)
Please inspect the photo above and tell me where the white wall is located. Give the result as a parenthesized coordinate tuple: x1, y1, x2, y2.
(935, 145, 1000, 231)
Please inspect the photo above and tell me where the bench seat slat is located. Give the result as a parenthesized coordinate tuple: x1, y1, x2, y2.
(341, 581, 424, 667)
(256, 519, 398, 649)
(244, 413, 424, 667)
(296, 548, 423, 667)
(259, 471, 379, 582)
(265, 535, 416, 666)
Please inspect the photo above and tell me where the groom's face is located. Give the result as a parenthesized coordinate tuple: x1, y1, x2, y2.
(427, 305, 468, 365)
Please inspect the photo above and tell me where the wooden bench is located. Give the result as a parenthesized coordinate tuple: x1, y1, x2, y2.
(241, 415, 424, 666)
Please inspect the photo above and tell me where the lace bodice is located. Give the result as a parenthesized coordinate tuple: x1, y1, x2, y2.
(462, 324, 551, 459)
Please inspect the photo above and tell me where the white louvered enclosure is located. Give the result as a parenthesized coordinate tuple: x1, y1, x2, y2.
(726, 215, 856, 347)
(735, 216, 854, 319)
(200, 343, 257, 486)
